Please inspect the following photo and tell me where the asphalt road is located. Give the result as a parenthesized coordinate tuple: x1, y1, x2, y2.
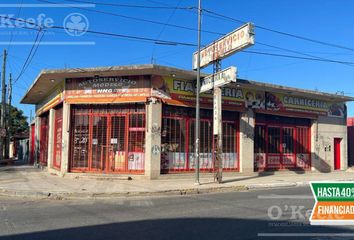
(0, 186, 353, 240)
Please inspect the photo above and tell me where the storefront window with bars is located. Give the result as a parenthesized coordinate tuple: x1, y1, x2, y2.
(70, 104, 145, 174)
(161, 105, 239, 173)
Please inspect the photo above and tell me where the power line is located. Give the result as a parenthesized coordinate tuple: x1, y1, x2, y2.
(38, 0, 221, 36)
(151, 0, 183, 63)
(0, 15, 198, 47)
(202, 9, 354, 52)
(14, 29, 46, 84)
(43, 0, 354, 55)
(242, 50, 354, 65)
(40, 0, 354, 67)
(3, 16, 354, 68)
(64, 0, 194, 10)
(144, 0, 175, 8)
(7, 0, 24, 53)
(257, 42, 354, 67)
(7, 59, 31, 89)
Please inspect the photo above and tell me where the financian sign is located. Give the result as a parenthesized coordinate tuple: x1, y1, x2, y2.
(192, 23, 255, 69)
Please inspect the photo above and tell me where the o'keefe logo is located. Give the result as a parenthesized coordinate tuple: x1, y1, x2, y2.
(63, 13, 89, 36)
(310, 182, 354, 225)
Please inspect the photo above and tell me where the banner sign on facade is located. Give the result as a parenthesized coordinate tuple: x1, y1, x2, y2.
(65, 76, 151, 100)
(200, 66, 237, 93)
(62, 75, 345, 118)
(157, 77, 249, 109)
(152, 77, 346, 118)
(192, 23, 255, 70)
(265, 92, 346, 117)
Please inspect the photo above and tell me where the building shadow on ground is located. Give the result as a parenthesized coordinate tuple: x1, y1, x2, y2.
(0, 217, 351, 240)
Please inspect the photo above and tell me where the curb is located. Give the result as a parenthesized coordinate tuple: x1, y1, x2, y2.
(1, 177, 354, 200)
(0, 185, 249, 200)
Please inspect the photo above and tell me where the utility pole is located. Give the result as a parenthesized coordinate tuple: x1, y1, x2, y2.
(5, 73, 12, 159)
(0, 49, 7, 161)
(195, 0, 202, 185)
(213, 60, 222, 183)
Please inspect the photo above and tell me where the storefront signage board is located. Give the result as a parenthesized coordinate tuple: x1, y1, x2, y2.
(200, 66, 237, 93)
(192, 23, 255, 70)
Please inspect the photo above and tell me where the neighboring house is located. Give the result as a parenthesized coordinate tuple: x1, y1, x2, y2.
(348, 117, 354, 167)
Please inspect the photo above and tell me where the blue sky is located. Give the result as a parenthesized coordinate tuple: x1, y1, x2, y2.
(2, 0, 354, 119)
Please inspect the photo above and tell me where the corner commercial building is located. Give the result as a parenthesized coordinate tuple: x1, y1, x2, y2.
(22, 64, 353, 179)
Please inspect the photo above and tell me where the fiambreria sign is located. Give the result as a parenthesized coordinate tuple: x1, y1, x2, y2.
(192, 23, 255, 70)
(200, 66, 237, 93)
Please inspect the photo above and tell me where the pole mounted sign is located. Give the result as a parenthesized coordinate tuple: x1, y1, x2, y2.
(193, 21, 255, 184)
(192, 23, 255, 70)
(200, 66, 237, 93)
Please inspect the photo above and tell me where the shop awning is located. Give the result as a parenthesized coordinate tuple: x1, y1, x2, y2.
(21, 64, 202, 104)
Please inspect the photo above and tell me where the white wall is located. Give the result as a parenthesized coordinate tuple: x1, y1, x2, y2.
(144, 98, 162, 179)
(239, 109, 255, 174)
(311, 115, 347, 172)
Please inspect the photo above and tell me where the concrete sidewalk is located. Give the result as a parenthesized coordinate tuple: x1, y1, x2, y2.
(1, 164, 354, 199)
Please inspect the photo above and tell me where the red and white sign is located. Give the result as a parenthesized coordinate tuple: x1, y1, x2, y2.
(192, 23, 255, 69)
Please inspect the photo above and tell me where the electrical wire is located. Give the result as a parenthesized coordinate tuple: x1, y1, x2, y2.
(7, 0, 24, 53)
(14, 29, 46, 84)
(48, 0, 354, 54)
(0, 15, 198, 47)
(2, 16, 354, 68)
(242, 50, 354, 65)
(40, 0, 354, 67)
(38, 0, 221, 36)
(151, 0, 183, 63)
(203, 9, 354, 52)
(64, 0, 194, 10)
(257, 42, 354, 67)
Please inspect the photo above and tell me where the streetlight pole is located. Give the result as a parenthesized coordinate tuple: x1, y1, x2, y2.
(195, 0, 202, 185)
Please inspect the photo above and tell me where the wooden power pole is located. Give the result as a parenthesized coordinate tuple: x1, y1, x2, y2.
(5, 73, 12, 159)
(0, 49, 7, 161)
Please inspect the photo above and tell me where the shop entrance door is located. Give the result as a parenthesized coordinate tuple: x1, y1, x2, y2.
(267, 126, 281, 168)
(90, 115, 128, 172)
(282, 127, 295, 168)
(91, 116, 108, 171)
(109, 116, 127, 171)
(267, 126, 295, 169)
(334, 138, 341, 170)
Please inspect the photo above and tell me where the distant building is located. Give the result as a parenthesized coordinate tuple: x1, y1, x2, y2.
(22, 64, 353, 179)
(347, 117, 354, 167)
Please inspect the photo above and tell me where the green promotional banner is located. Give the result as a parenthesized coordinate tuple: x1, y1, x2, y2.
(311, 182, 354, 202)
(310, 182, 354, 225)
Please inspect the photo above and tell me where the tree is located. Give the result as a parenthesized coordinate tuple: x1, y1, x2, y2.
(8, 105, 28, 136)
